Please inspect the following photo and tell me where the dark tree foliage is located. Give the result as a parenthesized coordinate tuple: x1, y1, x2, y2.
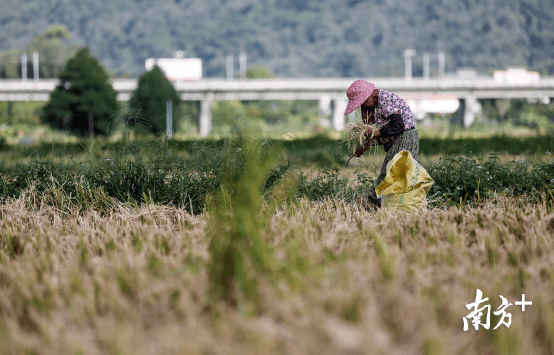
(128, 65, 180, 135)
(41, 47, 119, 136)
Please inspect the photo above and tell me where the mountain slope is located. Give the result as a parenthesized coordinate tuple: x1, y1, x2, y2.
(0, 0, 552, 78)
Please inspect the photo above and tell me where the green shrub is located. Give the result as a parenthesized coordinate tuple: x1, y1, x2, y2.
(128, 65, 181, 135)
(427, 154, 554, 204)
(41, 47, 119, 136)
(207, 136, 277, 310)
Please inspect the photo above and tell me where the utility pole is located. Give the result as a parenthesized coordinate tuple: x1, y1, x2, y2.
(403, 49, 416, 81)
(21, 54, 27, 81)
(166, 100, 173, 138)
(438, 51, 446, 77)
(239, 52, 247, 79)
(226, 55, 234, 80)
(33, 52, 39, 82)
(423, 53, 430, 80)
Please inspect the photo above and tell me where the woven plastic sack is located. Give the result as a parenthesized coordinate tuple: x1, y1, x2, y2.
(375, 150, 434, 212)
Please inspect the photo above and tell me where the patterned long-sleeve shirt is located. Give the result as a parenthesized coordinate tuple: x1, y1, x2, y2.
(374, 90, 416, 151)
(375, 90, 415, 130)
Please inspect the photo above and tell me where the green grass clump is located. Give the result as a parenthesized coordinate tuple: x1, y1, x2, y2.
(296, 168, 374, 203)
(427, 154, 554, 205)
(206, 136, 277, 310)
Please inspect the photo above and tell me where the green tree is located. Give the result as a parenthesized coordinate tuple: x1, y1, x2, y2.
(0, 50, 21, 79)
(245, 65, 275, 79)
(41, 47, 120, 136)
(128, 65, 180, 135)
(25, 24, 78, 79)
(0, 25, 77, 79)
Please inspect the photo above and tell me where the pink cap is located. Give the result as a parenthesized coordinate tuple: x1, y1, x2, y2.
(344, 80, 377, 115)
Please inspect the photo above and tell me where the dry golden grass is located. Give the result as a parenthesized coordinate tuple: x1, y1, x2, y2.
(343, 121, 387, 158)
(0, 196, 553, 355)
(345, 122, 377, 147)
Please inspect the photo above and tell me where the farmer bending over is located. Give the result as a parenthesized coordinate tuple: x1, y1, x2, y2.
(344, 79, 420, 190)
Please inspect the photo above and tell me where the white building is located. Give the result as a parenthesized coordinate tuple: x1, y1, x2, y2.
(145, 58, 202, 81)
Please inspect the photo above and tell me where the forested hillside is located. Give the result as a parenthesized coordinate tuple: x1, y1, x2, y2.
(1, 0, 553, 78)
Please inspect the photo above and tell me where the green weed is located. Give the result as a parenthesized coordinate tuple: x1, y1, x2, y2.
(206, 135, 278, 311)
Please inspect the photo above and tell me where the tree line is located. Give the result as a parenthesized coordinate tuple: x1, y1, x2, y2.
(40, 45, 314, 137)
(42, 47, 186, 136)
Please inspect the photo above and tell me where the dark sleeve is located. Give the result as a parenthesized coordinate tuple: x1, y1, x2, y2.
(380, 114, 405, 138)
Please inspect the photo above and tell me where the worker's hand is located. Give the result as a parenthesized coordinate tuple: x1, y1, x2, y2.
(352, 145, 366, 157)
(365, 127, 380, 137)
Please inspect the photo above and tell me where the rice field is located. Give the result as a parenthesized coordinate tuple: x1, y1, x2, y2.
(0, 133, 553, 355)
(0, 192, 553, 355)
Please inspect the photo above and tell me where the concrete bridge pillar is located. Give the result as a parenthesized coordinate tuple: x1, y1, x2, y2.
(332, 96, 348, 130)
(461, 95, 481, 128)
(318, 95, 332, 117)
(198, 99, 212, 136)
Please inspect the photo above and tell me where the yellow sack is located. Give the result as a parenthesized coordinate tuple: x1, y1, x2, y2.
(375, 150, 434, 212)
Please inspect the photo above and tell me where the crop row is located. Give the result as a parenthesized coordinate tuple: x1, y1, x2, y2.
(1, 133, 554, 169)
(0, 138, 553, 213)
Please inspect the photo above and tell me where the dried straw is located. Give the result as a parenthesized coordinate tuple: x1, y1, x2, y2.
(343, 121, 380, 154)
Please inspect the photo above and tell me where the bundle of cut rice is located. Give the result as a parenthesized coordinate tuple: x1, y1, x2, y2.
(344, 121, 379, 153)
